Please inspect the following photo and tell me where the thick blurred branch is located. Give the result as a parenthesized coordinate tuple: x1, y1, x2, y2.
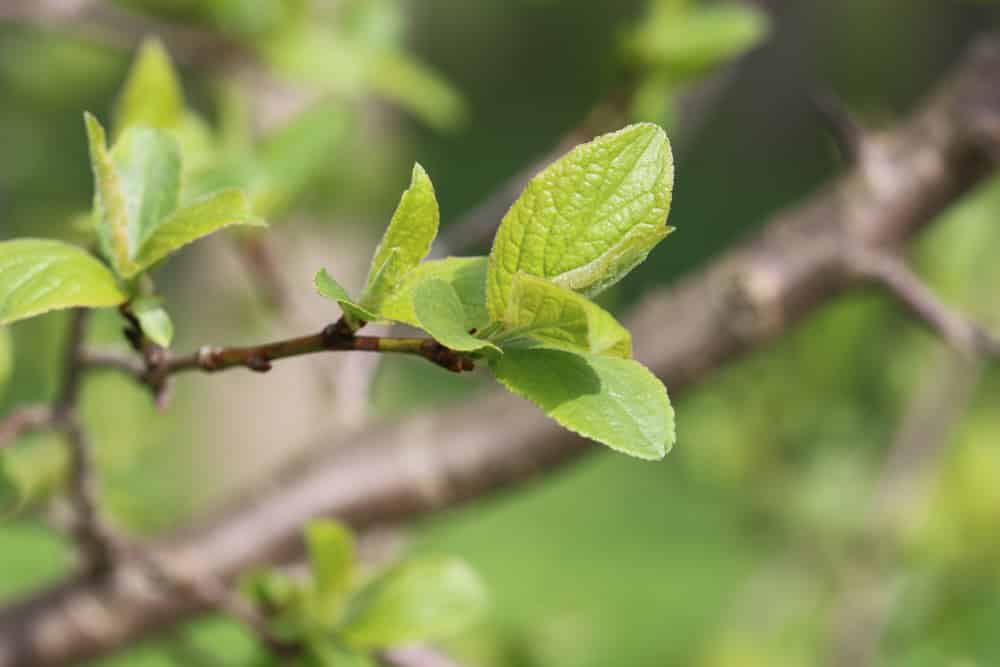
(0, 33, 998, 667)
(0, 0, 248, 66)
(848, 251, 1000, 359)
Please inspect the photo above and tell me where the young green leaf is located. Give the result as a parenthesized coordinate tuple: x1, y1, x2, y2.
(131, 296, 174, 348)
(486, 123, 674, 320)
(339, 556, 488, 649)
(376, 257, 489, 330)
(412, 280, 500, 354)
(306, 520, 356, 605)
(625, 4, 769, 78)
(113, 37, 185, 137)
(359, 163, 439, 310)
(0, 239, 127, 325)
(500, 273, 631, 358)
(314, 269, 377, 327)
(85, 114, 183, 278)
(132, 188, 263, 273)
(490, 347, 674, 460)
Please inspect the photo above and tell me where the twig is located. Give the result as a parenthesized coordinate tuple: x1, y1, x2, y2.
(0, 32, 998, 667)
(49, 310, 116, 573)
(0, 406, 54, 450)
(827, 348, 984, 667)
(848, 250, 1000, 359)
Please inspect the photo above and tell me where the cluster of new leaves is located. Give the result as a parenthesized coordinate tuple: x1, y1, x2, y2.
(317, 123, 677, 460)
(623, 0, 769, 124)
(0, 40, 266, 348)
(245, 521, 488, 666)
(117, 0, 465, 130)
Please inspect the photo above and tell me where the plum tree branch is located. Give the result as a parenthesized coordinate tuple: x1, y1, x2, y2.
(847, 250, 1000, 359)
(0, 33, 998, 667)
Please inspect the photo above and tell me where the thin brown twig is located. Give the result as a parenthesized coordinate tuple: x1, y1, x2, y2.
(0, 406, 54, 451)
(848, 250, 1000, 359)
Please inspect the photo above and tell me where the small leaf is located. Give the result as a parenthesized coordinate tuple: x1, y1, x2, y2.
(486, 123, 674, 320)
(500, 273, 631, 358)
(378, 257, 489, 330)
(360, 164, 439, 311)
(85, 114, 183, 278)
(412, 280, 500, 354)
(0, 239, 127, 325)
(625, 4, 769, 78)
(132, 296, 174, 347)
(133, 189, 263, 273)
(1, 433, 68, 517)
(369, 50, 466, 131)
(490, 347, 674, 460)
(113, 37, 185, 137)
(340, 556, 488, 649)
(306, 520, 356, 605)
(314, 269, 377, 327)
(85, 112, 133, 275)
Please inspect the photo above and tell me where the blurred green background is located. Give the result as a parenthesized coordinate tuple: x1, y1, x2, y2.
(2, 0, 1000, 665)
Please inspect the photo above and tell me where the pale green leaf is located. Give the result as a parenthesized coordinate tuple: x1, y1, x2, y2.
(132, 296, 174, 347)
(378, 257, 489, 330)
(499, 273, 631, 358)
(113, 37, 185, 137)
(85, 114, 183, 278)
(133, 189, 263, 273)
(0, 239, 127, 325)
(369, 50, 466, 131)
(360, 164, 439, 310)
(306, 520, 356, 605)
(340, 556, 488, 649)
(314, 269, 377, 327)
(85, 112, 133, 275)
(412, 280, 500, 354)
(486, 123, 674, 320)
(490, 347, 674, 460)
(625, 4, 769, 78)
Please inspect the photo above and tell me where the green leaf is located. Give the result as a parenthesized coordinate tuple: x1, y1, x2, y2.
(339, 556, 488, 649)
(85, 114, 182, 278)
(0, 239, 127, 325)
(499, 273, 631, 358)
(625, 4, 769, 78)
(490, 347, 674, 460)
(113, 37, 185, 137)
(486, 123, 674, 320)
(314, 269, 377, 327)
(378, 257, 489, 330)
(306, 521, 356, 605)
(412, 280, 500, 354)
(133, 189, 263, 272)
(360, 163, 439, 310)
(369, 50, 466, 131)
(132, 296, 174, 347)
